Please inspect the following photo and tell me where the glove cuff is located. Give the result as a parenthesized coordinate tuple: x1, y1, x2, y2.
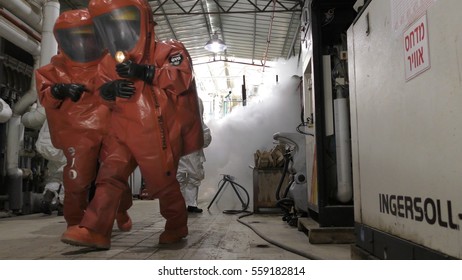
(51, 84, 66, 100)
(144, 65, 155, 84)
(99, 82, 116, 101)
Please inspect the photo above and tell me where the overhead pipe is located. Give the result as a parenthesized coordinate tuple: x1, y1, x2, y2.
(261, 0, 276, 71)
(0, 0, 42, 32)
(0, 9, 41, 42)
(0, 15, 41, 56)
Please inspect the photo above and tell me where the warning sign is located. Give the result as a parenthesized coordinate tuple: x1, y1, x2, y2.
(403, 14, 430, 81)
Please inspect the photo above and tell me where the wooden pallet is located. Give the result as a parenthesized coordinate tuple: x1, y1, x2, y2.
(297, 217, 355, 244)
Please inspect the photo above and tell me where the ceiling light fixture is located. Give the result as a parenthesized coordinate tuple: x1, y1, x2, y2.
(204, 31, 227, 53)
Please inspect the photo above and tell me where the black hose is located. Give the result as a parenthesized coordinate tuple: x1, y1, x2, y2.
(237, 212, 320, 260)
(282, 177, 294, 198)
(276, 197, 294, 211)
(217, 175, 320, 259)
(275, 152, 291, 201)
(218, 177, 250, 215)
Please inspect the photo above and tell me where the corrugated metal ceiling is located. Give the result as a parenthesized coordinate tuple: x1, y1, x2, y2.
(58, 0, 303, 65)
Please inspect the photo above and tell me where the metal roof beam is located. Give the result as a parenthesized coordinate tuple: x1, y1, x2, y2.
(151, 0, 301, 15)
(155, 0, 177, 40)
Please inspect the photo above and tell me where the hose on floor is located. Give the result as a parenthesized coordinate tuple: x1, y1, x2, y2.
(236, 212, 321, 260)
(217, 175, 250, 214)
(214, 175, 319, 259)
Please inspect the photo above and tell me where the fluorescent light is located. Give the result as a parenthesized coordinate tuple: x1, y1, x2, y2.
(204, 32, 227, 53)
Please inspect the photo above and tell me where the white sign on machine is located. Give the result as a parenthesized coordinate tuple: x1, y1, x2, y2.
(403, 14, 430, 81)
(391, 0, 437, 35)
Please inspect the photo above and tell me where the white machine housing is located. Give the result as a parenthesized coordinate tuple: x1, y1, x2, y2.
(348, 0, 462, 259)
(273, 132, 309, 214)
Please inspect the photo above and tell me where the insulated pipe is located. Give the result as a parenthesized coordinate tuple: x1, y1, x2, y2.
(6, 115, 24, 178)
(19, 57, 46, 128)
(6, 115, 24, 211)
(13, 57, 40, 116)
(39, 0, 59, 67)
(0, 14, 42, 117)
(13, 0, 59, 123)
(0, 98, 13, 123)
(0, 15, 41, 56)
(0, 9, 41, 42)
(2, 0, 59, 211)
(0, 0, 42, 32)
(334, 86, 353, 203)
(21, 101, 46, 129)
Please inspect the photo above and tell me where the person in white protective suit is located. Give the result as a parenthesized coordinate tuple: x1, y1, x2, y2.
(176, 98, 212, 213)
(35, 120, 67, 215)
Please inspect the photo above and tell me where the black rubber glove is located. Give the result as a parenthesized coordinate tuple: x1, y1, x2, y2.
(116, 60, 155, 84)
(99, 80, 135, 101)
(51, 83, 86, 102)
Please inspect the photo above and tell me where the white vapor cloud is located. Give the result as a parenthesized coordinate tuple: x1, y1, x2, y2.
(199, 57, 303, 211)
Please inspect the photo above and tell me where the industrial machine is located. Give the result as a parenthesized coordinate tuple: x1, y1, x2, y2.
(1, 0, 61, 214)
(299, 0, 357, 228)
(347, 0, 462, 259)
(273, 132, 309, 225)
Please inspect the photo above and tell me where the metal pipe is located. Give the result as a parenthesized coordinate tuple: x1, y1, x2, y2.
(6, 115, 24, 178)
(241, 75, 246, 106)
(12, 57, 40, 116)
(39, 0, 59, 67)
(0, 9, 41, 41)
(13, 0, 59, 124)
(0, 15, 41, 56)
(194, 59, 270, 67)
(334, 86, 352, 203)
(261, 0, 276, 71)
(2, 0, 60, 211)
(0, 0, 42, 32)
(0, 98, 13, 123)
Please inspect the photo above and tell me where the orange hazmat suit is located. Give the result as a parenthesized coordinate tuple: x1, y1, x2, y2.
(79, 0, 203, 243)
(36, 9, 134, 228)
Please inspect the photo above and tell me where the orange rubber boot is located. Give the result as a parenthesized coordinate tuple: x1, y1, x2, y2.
(158, 184, 188, 244)
(116, 211, 132, 232)
(159, 227, 188, 244)
(61, 225, 110, 250)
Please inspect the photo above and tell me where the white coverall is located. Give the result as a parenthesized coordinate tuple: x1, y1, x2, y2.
(35, 120, 66, 205)
(176, 99, 211, 207)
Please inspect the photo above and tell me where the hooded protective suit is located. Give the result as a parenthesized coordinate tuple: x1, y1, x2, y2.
(36, 9, 134, 227)
(81, 0, 203, 243)
(177, 98, 212, 211)
(35, 120, 66, 214)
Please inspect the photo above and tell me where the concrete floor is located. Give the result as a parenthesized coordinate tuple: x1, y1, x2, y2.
(0, 198, 352, 260)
